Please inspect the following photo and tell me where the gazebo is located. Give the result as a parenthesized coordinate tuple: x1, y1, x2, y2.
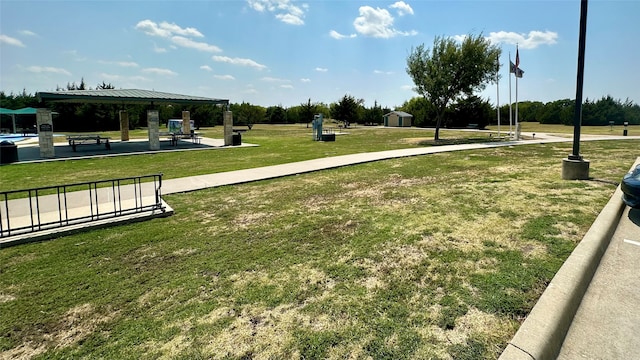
(33, 89, 232, 158)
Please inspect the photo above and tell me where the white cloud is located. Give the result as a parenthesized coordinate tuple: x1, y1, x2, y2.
(487, 30, 558, 49)
(26, 66, 71, 76)
(261, 76, 290, 82)
(135, 20, 203, 38)
(353, 6, 417, 38)
(19, 30, 38, 36)
(452, 34, 467, 43)
(276, 13, 304, 25)
(200, 65, 212, 71)
(99, 60, 139, 67)
(280, 84, 294, 89)
(300, 78, 311, 82)
(374, 70, 394, 75)
(153, 43, 167, 53)
(214, 74, 235, 80)
(142, 67, 177, 76)
(136, 20, 221, 53)
(117, 61, 138, 67)
(171, 36, 222, 53)
(159, 21, 203, 37)
(0, 34, 25, 47)
(329, 30, 357, 40)
(315, 67, 328, 72)
(212, 55, 267, 70)
(389, 1, 414, 16)
(247, 0, 306, 25)
(401, 84, 413, 91)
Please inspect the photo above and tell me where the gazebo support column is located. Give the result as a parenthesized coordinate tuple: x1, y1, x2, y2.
(224, 111, 233, 146)
(182, 111, 191, 134)
(119, 110, 129, 141)
(36, 109, 55, 158)
(147, 110, 160, 150)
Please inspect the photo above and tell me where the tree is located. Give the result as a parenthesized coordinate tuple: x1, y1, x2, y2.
(300, 98, 317, 127)
(448, 95, 493, 129)
(265, 105, 287, 123)
(362, 100, 385, 125)
(398, 97, 437, 127)
(331, 94, 362, 127)
(406, 34, 501, 140)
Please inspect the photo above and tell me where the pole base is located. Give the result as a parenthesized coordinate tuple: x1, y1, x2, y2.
(562, 158, 590, 180)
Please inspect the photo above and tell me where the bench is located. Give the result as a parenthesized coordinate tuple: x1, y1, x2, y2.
(66, 135, 111, 152)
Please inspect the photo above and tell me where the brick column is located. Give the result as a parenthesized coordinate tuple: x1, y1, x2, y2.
(182, 111, 191, 134)
(119, 110, 129, 141)
(224, 111, 233, 146)
(147, 110, 160, 150)
(36, 109, 55, 158)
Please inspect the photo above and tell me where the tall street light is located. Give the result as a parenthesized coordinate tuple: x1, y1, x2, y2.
(562, 0, 590, 180)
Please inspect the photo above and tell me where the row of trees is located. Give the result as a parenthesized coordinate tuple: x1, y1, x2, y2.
(2, 87, 638, 133)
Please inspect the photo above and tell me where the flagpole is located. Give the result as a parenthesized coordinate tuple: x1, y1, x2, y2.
(508, 52, 513, 138)
(515, 45, 519, 140)
(496, 54, 501, 138)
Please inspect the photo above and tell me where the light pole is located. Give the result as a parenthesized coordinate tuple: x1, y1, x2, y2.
(562, 0, 590, 180)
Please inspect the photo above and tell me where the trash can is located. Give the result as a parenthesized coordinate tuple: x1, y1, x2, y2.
(232, 132, 242, 146)
(0, 140, 18, 164)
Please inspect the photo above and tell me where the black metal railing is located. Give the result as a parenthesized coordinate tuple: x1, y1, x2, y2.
(1, 174, 164, 238)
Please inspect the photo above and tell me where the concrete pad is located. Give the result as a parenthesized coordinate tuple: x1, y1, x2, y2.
(0, 200, 173, 248)
(12, 136, 257, 164)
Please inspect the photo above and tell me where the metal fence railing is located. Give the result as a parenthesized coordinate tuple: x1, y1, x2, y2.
(1, 174, 165, 238)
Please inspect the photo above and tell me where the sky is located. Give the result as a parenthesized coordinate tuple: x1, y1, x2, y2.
(1, 0, 639, 109)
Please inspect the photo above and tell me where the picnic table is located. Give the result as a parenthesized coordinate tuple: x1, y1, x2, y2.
(160, 132, 202, 146)
(67, 135, 111, 152)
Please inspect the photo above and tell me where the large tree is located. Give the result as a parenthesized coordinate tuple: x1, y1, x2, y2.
(406, 34, 501, 140)
(331, 94, 363, 128)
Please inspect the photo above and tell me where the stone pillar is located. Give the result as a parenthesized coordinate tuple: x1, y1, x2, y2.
(182, 111, 191, 134)
(36, 109, 55, 158)
(147, 110, 160, 150)
(119, 110, 129, 141)
(224, 111, 233, 146)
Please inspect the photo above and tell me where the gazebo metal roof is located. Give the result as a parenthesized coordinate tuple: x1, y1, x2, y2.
(36, 89, 229, 106)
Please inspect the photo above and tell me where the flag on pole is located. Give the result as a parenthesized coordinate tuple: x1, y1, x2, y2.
(515, 68, 524, 78)
(510, 61, 517, 74)
(516, 48, 520, 68)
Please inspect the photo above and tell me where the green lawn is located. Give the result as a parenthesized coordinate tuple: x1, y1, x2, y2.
(1, 124, 638, 359)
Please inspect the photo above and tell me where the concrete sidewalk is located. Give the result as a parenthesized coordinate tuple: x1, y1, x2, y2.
(2, 135, 638, 246)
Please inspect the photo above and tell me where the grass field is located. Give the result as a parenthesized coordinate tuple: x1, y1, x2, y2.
(0, 124, 638, 359)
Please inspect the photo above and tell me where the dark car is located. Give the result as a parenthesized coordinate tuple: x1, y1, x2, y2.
(621, 164, 640, 209)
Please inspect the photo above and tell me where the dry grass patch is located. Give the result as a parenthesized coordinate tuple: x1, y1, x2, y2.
(1, 304, 117, 360)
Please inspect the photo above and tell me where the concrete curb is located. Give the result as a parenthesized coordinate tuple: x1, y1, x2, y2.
(499, 184, 627, 359)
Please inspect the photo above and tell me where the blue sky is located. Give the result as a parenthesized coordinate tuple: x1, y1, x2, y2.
(1, 0, 639, 109)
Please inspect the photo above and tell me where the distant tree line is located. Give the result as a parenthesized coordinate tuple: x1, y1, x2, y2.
(1, 81, 639, 132)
